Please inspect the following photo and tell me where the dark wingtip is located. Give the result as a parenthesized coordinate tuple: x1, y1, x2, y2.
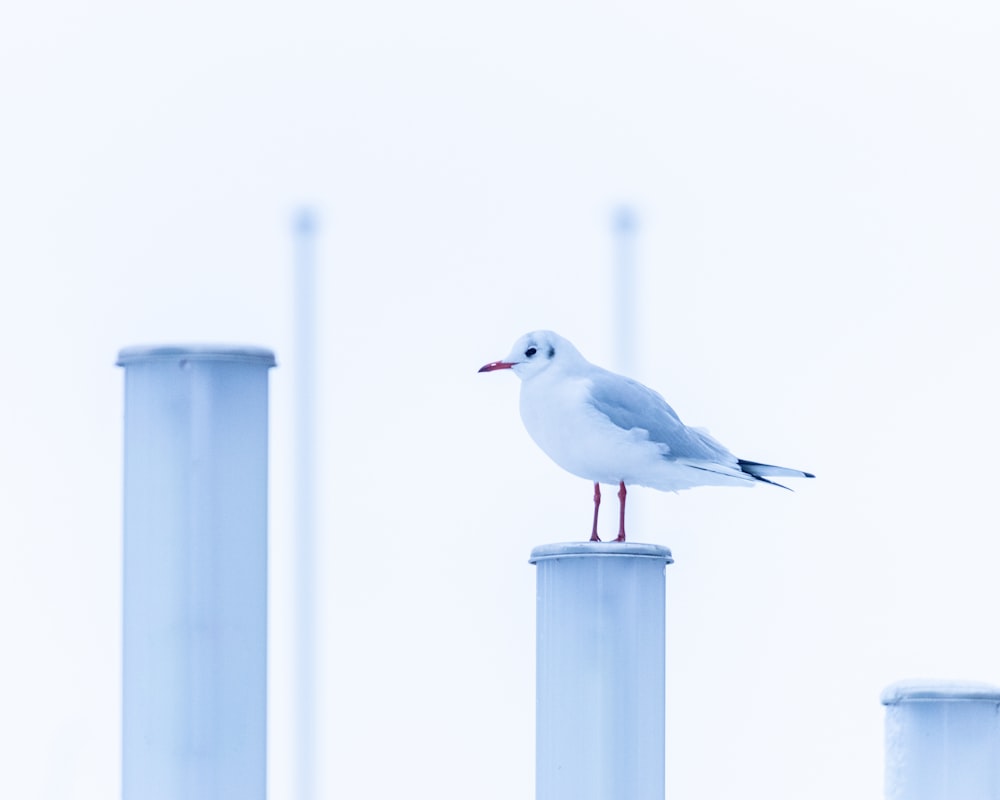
(737, 459, 815, 481)
(755, 475, 793, 491)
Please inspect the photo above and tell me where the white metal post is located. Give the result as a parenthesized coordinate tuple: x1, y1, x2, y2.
(531, 542, 673, 800)
(118, 345, 275, 800)
(882, 679, 1000, 800)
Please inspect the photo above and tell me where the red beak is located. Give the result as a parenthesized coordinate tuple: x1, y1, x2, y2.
(478, 360, 515, 373)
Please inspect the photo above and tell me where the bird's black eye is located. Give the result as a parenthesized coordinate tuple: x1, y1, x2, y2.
(525, 347, 537, 357)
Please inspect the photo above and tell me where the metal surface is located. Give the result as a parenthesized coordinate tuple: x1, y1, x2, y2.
(120, 345, 274, 800)
(532, 541, 673, 800)
(882, 679, 1000, 800)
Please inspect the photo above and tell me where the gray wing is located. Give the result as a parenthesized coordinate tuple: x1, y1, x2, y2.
(586, 368, 736, 463)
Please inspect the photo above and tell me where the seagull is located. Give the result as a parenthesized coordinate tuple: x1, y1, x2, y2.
(479, 330, 813, 542)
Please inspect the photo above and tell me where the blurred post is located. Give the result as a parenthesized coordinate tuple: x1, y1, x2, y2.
(293, 207, 319, 800)
(118, 345, 275, 800)
(882, 679, 1000, 800)
(531, 542, 673, 800)
(612, 205, 638, 376)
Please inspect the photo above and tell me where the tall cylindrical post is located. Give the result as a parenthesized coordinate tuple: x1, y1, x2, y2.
(531, 542, 673, 800)
(118, 345, 275, 800)
(882, 679, 1000, 800)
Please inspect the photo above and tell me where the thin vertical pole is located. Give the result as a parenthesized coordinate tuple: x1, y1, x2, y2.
(611, 206, 644, 528)
(293, 208, 318, 800)
(612, 205, 638, 376)
(531, 542, 673, 800)
(119, 345, 275, 800)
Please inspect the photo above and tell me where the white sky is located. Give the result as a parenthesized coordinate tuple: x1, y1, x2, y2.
(2, 1, 999, 797)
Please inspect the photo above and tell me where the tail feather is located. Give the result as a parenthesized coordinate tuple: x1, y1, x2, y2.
(738, 459, 814, 490)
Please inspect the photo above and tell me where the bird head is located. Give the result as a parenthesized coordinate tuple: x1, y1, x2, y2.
(478, 330, 580, 380)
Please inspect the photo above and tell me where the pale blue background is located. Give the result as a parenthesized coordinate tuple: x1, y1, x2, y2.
(2, 1, 999, 797)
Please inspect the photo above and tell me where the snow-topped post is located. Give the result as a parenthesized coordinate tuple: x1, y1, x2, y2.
(882, 679, 1000, 800)
(118, 345, 275, 800)
(530, 542, 673, 800)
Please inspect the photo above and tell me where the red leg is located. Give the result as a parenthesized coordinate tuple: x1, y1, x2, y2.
(615, 482, 627, 542)
(590, 482, 602, 542)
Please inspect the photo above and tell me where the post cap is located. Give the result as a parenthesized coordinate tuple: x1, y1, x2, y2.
(881, 679, 1000, 705)
(117, 345, 276, 368)
(530, 541, 673, 564)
